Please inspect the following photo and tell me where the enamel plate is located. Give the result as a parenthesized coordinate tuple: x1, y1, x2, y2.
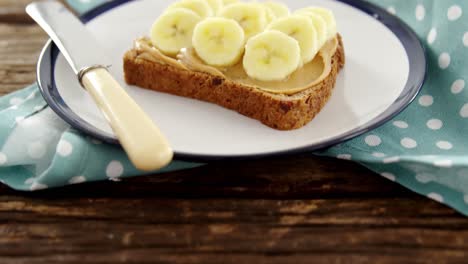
(37, 0, 426, 161)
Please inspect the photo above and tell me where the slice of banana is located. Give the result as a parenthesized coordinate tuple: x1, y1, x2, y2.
(267, 15, 319, 64)
(294, 10, 328, 47)
(150, 8, 202, 55)
(296, 7, 337, 40)
(219, 3, 267, 40)
(167, 0, 213, 18)
(263, 1, 290, 18)
(192, 17, 245, 66)
(205, 0, 223, 15)
(243, 30, 301, 81)
(261, 4, 277, 25)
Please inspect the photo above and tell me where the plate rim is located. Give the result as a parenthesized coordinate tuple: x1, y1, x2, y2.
(36, 0, 427, 162)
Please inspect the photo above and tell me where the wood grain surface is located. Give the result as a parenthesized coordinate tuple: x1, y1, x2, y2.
(0, 1, 467, 263)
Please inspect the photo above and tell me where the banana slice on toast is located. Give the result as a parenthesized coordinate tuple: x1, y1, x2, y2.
(193, 17, 245, 66)
(243, 30, 301, 81)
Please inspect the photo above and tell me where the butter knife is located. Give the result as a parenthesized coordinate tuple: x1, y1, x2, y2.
(26, 1, 173, 171)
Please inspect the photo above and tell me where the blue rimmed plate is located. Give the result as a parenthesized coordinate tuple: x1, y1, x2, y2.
(37, 0, 426, 161)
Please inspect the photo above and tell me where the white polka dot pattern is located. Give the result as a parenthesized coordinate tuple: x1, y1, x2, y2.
(447, 5, 462, 21)
(372, 152, 386, 158)
(427, 28, 437, 44)
(24, 178, 35, 185)
(381, 172, 396, 181)
(383, 156, 400, 164)
(434, 160, 453, 168)
(365, 135, 382, 147)
(393, 121, 408, 128)
(30, 182, 48, 191)
(401, 138, 417, 149)
(57, 139, 73, 157)
(106, 161, 124, 178)
(460, 104, 468, 118)
(0, 152, 7, 165)
(415, 4, 425, 21)
(427, 193, 444, 203)
(419, 95, 433, 106)
(436, 141, 453, 150)
(69, 176, 87, 184)
(416, 173, 435, 183)
(427, 119, 443, 130)
(451, 79, 465, 94)
(337, 154, 352, 160)
(438, 52, 451, 69)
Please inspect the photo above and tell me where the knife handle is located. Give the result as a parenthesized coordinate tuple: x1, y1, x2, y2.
(81, 67, 173, 171)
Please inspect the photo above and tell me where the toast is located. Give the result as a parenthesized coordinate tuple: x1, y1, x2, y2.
(123, 35, 345, 130)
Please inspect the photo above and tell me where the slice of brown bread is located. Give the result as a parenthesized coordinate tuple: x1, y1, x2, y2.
(123, 35, 345, 130)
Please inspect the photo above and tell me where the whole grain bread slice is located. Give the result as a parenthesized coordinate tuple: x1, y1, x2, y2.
(123, 35, 345, 130)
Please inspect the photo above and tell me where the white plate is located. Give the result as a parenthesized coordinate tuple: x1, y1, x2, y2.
(37, 0, 426, 160)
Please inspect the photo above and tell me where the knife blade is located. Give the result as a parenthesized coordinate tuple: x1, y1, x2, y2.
(26, 1, 112, 75)
(26, 1, 174, 171)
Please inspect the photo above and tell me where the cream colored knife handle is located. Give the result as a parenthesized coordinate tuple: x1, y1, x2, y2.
(81, 67, 173, 171)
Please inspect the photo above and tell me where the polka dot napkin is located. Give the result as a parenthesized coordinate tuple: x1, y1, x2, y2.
(0, 0, 467, 215)
(320, 0, 468, 214)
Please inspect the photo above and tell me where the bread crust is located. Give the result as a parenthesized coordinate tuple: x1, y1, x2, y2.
(123, 36, 345, 130)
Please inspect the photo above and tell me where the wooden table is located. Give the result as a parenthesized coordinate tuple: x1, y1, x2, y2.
(1, 1, 468, 263)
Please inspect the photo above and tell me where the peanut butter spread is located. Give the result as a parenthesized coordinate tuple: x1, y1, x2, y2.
(134, 36, 338, 95)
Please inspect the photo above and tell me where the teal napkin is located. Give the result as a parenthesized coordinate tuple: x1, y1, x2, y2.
(1, 0, 468, 215)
